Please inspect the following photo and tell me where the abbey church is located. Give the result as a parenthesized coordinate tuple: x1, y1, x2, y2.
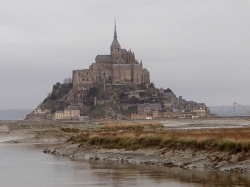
(72, 23, 150, 96)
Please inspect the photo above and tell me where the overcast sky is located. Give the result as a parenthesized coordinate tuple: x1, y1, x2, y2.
(1, 0, 250, 109)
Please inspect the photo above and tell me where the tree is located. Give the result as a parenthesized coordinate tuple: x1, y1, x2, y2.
(51, 102, 57, 113)
(149, 82, 155, 88)
(50, 92, 57, 100)
(129, 96, 140, 104)
(87, 87, 99, 97)
(63, 77, 72, 84)
(165, 88, 173, 93)
(108, 76, 112, 84)
(119, 91, 125, 99)
(138, 83, 147, 90)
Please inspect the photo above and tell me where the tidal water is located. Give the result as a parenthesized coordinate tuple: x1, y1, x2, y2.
(0, 143, 249, 187)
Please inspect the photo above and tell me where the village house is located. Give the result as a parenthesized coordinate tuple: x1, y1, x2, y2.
(137, 103, 161, 116)
(53, 106, 80, 120)
(25, 107, 52, 120)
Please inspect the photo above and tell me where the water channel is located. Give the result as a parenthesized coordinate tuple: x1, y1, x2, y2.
(0, 143, 249, 187)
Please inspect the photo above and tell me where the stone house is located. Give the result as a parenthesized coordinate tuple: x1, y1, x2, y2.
(26, 107, 51, 120)
(137, 103, 161, 116)
(64, 106, 80, 119)
(54, 111, 64, 120)
(53, 106, 80, 120)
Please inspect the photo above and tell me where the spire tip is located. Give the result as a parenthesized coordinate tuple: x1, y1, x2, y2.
(114, 18, 117, 39)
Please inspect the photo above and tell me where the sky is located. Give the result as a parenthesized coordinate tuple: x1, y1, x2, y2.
(1, 0, 250, 109)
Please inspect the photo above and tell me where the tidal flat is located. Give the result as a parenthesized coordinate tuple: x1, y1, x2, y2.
(2, 118, 250, 174)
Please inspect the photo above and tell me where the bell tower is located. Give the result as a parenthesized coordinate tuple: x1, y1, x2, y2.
(110, 20, 121, 62)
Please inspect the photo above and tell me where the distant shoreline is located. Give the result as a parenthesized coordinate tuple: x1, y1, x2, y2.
(0, 109, 32, 120)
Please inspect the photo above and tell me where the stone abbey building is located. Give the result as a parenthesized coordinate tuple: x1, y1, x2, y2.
(26, 23, 212, 121)
(72, 23, 150, 97)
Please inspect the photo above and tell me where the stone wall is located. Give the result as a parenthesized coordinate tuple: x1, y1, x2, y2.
(131, 113, 147, 120)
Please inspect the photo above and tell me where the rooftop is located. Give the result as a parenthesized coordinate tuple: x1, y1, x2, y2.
(96, 55, 112, 59)
(111, 38, 120, 47)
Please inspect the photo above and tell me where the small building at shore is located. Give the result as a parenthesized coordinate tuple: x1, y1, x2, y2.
(53, 106, 80, 120)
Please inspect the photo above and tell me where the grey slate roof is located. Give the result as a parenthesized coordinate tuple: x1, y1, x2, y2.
(121, 49, 127, 52)
(111, 38, 120, 47)
(96, 55, 112, 58)
(113, 64, 140, 66)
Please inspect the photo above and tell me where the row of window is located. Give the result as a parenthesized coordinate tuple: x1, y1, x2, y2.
(82, 72, 89, 76)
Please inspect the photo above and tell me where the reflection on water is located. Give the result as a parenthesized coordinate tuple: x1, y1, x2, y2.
(88, 161, 250, 187)
(0, 143, 249, 187)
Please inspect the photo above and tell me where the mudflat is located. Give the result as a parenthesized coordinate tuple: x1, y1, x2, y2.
(1, 118, 250, 173)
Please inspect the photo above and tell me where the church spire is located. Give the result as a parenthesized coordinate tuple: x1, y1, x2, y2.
(114, 18, 117, 39)
(111, 18, 120, 47)
(140, 60, 142, 66)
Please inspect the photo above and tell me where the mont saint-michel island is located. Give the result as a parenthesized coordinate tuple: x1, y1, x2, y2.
(26, 24, 212, 121)
(2, 23, 250, 186)
(6, 23, 247, 176)
(2, 0, 250, 186)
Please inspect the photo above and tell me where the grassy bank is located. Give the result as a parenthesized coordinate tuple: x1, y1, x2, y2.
(67, 122, 250, 154)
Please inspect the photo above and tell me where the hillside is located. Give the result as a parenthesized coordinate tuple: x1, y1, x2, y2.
(40, 82, 74, 113)
(39, 82, 159, 118)
(30, 79, 211, 120)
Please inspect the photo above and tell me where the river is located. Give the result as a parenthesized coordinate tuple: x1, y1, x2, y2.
(0, 143, 249, 187)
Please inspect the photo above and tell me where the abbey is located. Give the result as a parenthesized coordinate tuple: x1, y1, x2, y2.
(26, 23, 213, 121)
(72, 23, 150, 95)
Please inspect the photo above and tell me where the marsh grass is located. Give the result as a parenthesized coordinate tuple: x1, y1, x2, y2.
(60, 127, 80, 133)
(69, 123, 250, 152)
(103, 121, 163, 131)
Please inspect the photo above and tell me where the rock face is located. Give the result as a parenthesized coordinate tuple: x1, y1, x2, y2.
(43, 143, 250, 173)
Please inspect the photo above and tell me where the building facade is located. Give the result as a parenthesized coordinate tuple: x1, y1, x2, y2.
(72, 23, 150, 98)
(53, 106, 80, 120)
(137, 103, 161, 116)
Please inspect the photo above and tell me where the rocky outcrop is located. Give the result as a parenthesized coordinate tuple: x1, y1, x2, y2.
(43, 143, 250, 173)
